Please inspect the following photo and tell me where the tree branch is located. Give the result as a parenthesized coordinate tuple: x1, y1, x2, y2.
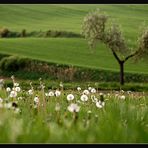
(111, 49, 121, 63)
(124, 50, 139, 62)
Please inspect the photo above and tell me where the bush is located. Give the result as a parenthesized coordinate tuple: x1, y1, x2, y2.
(0, 56, 29, 72)
(0, 28, 10, 37)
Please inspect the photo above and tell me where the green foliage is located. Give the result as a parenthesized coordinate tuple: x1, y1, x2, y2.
(0, 56, 29, 72)
(0, 28, 10, 38)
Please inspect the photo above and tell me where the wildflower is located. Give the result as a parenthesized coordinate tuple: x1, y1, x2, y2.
(88, 87, 92, 91)
(83, 90, 89, 95)
(14, 83, 19, 87)
(10, 91, 17, 98)
(34, 96, 39, 104)
(28, 89, 33, 95)
(48, 91, 54, 97)
(6, 87, 11, 92)
(77, 87, 81, 91)
(67, 103, 80, 113)
(15, 87, 21, 92)
(91, 88, 96, 93)
(67, 94, 75, 101)
(96, 100, 105, 108)
(120, 95, 126, 100)
(99, 92, 104, 96)
(55, 103, 60, 111)
(55, 90, 61, 97)
(80, 94, 88, 102)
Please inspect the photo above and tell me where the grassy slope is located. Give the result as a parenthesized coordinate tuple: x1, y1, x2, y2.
(0, 38, 148, 74)
(0, 5, 148, 74)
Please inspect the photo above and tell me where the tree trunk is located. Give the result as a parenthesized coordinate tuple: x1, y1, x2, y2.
(119, 61, 124, 85)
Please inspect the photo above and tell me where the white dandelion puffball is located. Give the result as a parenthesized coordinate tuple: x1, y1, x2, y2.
(88, 87, 92, 91)
(80, 94, 88, 102)
(10, 91, 17, 98)
(34, 96, 39, 103)
(15, 87, 21, 92)
(48, 91, 54, 97)
(83, 90, 89, 95)
(67, 103, 80, 113)
(67, 94, 75, 101)
(55, 90, 61, 97)
(6, 87, 11, 92)
(120, 95, 126, 100)
(96, 101, 105, 108)
(14, 83, 19, 87)
(91, 88, 96, 93)
(28, 89, 33, 95)
(77, 87, 81, 91)
(99, 92, 104, 96)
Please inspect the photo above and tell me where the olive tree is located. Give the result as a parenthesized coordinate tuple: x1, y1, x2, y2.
(82, 9, 148, 85)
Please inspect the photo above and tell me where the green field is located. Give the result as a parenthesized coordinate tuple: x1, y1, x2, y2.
(0, 4, 148, 74)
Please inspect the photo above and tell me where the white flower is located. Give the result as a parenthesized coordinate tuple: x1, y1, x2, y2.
(0, 98, 3, 103)
(96, 101, 105, 108)
(48, 91, 54, 97)
(28, 89, 33, 95)
(77, 87, 81, 91)
(88, 87, 92, 91)
(6, 87, 11, 92)
(55, 103, 60, 111)
(83, 90, 89, 95)
(99, 92, 104, 96)
(34, 96, 39, 104)
(67, 94, 75, 101)
(120, 95, 126, 100)
(10, 91, 17, 98)
(55, 90, 61, 97)
(15, 87, 21, 92)
(14, 83, 19, 87)
(67, 103, 80, 113)
(91, 88, 96, 93)
(80, 94, 88, 102)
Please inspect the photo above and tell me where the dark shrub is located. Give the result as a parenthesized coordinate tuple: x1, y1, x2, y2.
(0, 28, 10, 37)
(0, 56, 29, 71)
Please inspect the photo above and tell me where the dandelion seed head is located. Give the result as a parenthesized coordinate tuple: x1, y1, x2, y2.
(77, 87, 81, 91)
(67, 103, 80, 113)
(48, 91, 54, 97)
(6, 87, 11, 92)
(10, 91, 17, 98)
(83, 90, 89, 95)
(80, 94, 88, 102)
(67, 94, 75, 101)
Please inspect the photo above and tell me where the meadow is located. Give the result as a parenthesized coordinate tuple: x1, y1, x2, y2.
(0, 77, 147, 143)
(0, 4, 148, 143)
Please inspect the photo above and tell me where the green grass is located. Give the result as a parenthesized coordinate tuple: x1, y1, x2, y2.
(0, 38, 148, 74)
(0, 4, 148, 74)
(0, 79, 147, 143)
